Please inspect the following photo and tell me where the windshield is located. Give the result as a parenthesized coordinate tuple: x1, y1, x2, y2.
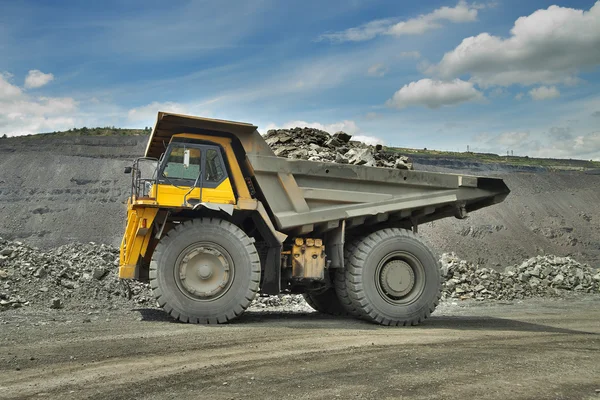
(162, 146, 201, 180)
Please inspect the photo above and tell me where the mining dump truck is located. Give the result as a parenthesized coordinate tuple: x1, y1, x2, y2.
(119, 112, 509, 325)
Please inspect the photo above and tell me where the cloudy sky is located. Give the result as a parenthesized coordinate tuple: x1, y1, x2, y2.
(1, 0, 600, 159)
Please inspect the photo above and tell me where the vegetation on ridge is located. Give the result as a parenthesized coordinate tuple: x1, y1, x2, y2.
(1, 126, 598, 171)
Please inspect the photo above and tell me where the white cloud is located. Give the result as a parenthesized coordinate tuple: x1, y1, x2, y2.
(529, 86, 560, 101)
(317, 1, 481, 43)
(526, 131, 600, 159)
(474, 128, 600, 160)
(353, 135, 384, 146)
(427, 2, 600, 87)
(399, 51, 422, 59)
(515, 92, 525, 100)
(316, 19, 392, 43)
(495, 131, 530, 147)
(367, 63, 389, 77)
(489, 87, 507, 98)
(388, 0, 477, 36)
(0, 72, 22, 99)
(0, 72, 78, 136)
(127, 101, 193, 123)
(24, 70, 54, 89)
(386, 78, 484, 109)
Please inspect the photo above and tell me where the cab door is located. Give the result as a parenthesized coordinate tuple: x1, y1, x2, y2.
(200, 146, 235, 205)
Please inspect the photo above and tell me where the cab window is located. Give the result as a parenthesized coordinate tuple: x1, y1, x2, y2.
(163, 146, 201, 180)
(205, 149, 225, 183)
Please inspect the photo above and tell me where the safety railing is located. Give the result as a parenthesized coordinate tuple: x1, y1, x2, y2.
(129, 157, 159, 200)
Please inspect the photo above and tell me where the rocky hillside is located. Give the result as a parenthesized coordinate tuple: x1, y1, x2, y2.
(0, 131, 599, 270)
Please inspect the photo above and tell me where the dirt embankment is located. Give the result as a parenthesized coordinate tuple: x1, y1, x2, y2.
(0, 136, 147, 248)
(0, 134, 598, 269)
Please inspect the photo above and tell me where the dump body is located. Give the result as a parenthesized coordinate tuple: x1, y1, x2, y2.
(248, 154, 508, 235)
(144, 112, 509, 237)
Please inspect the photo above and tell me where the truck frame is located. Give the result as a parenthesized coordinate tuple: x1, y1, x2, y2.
(119, 112, 509, 325)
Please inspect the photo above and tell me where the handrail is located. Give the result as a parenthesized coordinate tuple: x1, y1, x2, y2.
(130, 157, 159, 201)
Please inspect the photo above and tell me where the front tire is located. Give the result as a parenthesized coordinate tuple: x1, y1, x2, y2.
(340, 228, 441, 326)
(149, 218, 261, 324)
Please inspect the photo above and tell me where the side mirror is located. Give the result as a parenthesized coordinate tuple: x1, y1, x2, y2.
(183, 149, 190, 169)
(124, 166, 132, 174)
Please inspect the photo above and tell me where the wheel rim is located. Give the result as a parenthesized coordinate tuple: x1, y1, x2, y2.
(375, 251, 425, 305)
(175, 242, 234, 301)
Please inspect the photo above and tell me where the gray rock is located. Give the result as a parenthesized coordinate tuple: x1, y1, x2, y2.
(265, 127, 413, 170)
(394, 157, 411, 170)
(34, 267, 47, 278)
(553, 274, 565, 285)
(61, 280, 77, 289)
(333, 131, 352, 143)
(440, 252, 599, 301)
(50, 298, 62, 309)
(93, 268, 107, 280)
(346, 148, 375, 165)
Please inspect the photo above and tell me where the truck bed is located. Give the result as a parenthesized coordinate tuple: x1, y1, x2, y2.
(248, 154, 510, 235)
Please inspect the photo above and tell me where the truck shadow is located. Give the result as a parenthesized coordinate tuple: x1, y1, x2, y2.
(134, 308, 598, 335)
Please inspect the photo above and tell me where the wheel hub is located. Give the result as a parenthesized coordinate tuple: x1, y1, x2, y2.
(178, 245, 231, 299)
(197, 264, 213, 279)
(379, 260, 415, 298)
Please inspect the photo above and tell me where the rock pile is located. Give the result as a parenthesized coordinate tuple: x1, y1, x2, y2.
(249, 294, 312, 313)
(264, 127, 413, 170)
(1, 235, 598, 314)
(441, 253, 600, 301)
(0, 238, 152, 311)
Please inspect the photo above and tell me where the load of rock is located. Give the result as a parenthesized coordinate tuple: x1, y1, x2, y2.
(264, 127, 413, 170)
(441, 253, 600, 301)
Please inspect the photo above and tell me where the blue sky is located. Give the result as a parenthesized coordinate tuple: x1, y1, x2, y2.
(1, 0, 600, 159)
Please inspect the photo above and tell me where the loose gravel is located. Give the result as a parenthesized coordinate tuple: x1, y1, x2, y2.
(1, 238, 597, 313)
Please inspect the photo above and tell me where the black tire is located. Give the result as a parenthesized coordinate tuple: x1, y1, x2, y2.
(149, 218, 260, 324)
(302, 286, 348, 316)
(334, 238, 361, 317)
(340, 228, 441, 326)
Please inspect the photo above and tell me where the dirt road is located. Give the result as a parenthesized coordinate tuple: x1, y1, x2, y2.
(1, 297, 599, 400)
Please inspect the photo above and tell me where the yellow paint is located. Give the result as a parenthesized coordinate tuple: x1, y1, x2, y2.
(119, 203, 159, 279)
(119, 132, 257, 280)
(291, 238, 326, 280)
(153, 178, 235, 207)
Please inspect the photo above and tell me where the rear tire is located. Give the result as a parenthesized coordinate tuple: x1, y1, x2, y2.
(340, 228, 441, 326)
(334, 238, 361, 317)
(149, 218, 260, 324)
(302, 286, 348, 316)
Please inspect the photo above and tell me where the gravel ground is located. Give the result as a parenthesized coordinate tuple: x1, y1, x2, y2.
(1, 296, 599, 400)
